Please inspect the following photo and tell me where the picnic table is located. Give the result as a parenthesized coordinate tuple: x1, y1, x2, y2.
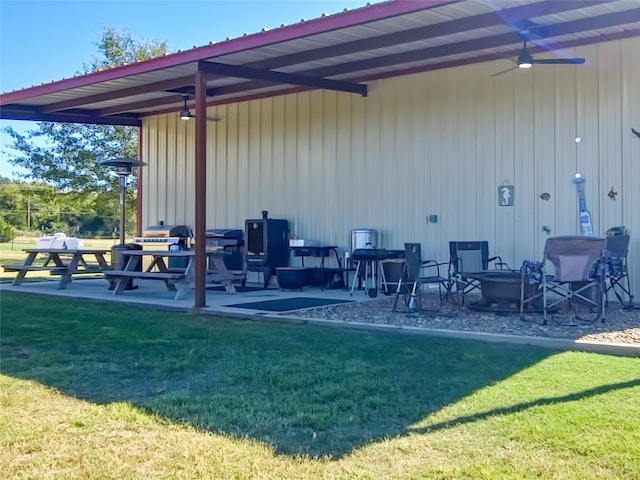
(103, 249, 245, 300)
(3, 248, 111, 289)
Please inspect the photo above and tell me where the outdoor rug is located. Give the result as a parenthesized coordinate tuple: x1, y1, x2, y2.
(225, 297, 353, 312)
(207, 285, 268, 293)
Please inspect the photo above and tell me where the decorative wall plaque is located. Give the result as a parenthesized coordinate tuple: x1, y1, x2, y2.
(498, 185, 514, 206)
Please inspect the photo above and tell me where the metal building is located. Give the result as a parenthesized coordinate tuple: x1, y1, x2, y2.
(2, 0, 639, 307)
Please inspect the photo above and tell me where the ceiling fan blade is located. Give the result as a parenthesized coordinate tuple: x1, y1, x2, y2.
(491, 65, 518, 77)
(531, 58, 586, 65)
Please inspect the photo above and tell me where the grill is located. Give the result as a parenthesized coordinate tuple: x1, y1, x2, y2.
(245, 211, 289, 287)
(134, 223, 191, 246)
(350, 248, 390, 298)
(205, 229, 244, 271)
(133, 223, 192, 270)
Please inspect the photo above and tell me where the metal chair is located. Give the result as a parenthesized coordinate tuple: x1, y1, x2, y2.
(449, 241, 508, 304)
(603, 234, 634, 309)
(392, 243, 450, 312)
(520, 236, 606, 324)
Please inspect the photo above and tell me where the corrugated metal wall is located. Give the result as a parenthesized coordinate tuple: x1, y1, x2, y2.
(142, 37, 640, 297)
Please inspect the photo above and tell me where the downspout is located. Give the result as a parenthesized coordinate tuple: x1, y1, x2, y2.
(136, 126, 143, 237)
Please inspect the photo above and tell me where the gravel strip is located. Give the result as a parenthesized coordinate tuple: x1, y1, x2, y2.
(291, 293, 640, 345)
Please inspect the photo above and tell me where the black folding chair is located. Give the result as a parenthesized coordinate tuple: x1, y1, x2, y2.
(449, 241, 508, 304)
(392, 243, 450, 312)
(603, 234, 634, 309)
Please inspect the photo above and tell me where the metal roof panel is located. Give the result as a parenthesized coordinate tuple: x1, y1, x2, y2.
(1, 0, 638, 124)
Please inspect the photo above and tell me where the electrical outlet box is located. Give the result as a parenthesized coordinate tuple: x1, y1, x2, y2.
(429, 214, 438, 223)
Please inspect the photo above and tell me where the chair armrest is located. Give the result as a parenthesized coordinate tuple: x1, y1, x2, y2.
(420, 259, 449, 277)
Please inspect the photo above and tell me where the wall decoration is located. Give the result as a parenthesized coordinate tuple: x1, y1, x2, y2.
(498, 184, 514, 206)
(608, 187, 618, 201)
(539, 192, 551, 201)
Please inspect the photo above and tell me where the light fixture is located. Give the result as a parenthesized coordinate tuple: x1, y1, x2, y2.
(517, 48, 533, 69)
(179, 94, 192, 120)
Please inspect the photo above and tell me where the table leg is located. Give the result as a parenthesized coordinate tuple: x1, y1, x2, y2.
(58, 254, 81, 289)
(350, 261, 363, 296)
(210, 256, 237, 293)
(12, 252, 38, 286)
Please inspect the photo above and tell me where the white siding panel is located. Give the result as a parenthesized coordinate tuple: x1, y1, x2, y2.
(142, 37, 640, 297)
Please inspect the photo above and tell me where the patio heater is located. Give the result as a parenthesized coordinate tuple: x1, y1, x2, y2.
(100, 158, 146, 245)
(101, 158, 146, 289)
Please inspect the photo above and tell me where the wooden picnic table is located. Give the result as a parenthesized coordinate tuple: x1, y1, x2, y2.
(3, 248, 111, 289)
(103, 249, 245, 300)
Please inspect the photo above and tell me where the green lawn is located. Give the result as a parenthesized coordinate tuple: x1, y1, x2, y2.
(1, 292, 639, 479)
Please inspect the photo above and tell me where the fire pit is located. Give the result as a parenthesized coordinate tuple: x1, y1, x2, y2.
(466, 270, 542, 313)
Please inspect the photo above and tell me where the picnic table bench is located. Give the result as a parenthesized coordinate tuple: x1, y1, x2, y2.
(3, 248, 111, 288)
(103, 249, 245, 300)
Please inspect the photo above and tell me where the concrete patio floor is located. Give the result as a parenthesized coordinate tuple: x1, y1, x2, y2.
(0, 275, 376, 316)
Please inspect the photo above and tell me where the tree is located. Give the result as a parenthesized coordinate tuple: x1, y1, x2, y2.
(2, 28, 170, 235)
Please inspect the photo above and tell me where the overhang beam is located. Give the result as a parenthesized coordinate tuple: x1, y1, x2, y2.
(96, 88, 218, 116)
(0, 105, 141, 126)
(197, 61, 367, 97)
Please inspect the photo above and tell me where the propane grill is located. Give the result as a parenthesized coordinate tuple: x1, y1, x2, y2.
(133, 223, 191, 247)
(133, 223, 192, 270)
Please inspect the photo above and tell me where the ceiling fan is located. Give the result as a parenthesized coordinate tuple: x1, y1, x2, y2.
(492, 39, 586, 77)
(179, 94, 222, 122)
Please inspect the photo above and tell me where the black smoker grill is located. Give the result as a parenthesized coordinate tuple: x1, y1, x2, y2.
(205, 229, 244, 271)
(245, 211, 289, 287)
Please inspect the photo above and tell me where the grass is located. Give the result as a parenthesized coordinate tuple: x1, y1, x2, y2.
(1, 292, 639, 479)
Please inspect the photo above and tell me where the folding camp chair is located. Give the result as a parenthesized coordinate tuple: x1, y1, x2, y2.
(449, 241, 508, 304)
(520, 236, 606, 324)
(392, 243, 450, 312)
(603, 234, 634, 309)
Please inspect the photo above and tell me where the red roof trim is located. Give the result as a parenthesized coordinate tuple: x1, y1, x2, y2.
(1, 0, 456, 104)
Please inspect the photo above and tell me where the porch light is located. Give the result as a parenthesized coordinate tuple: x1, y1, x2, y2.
(179, 95, 192, 120)
(517, 49, 533, 69)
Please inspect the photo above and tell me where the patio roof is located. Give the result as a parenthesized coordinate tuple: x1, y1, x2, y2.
(1, 0, 639, 127)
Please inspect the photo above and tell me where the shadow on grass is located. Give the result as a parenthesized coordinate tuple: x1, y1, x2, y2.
(1, 292, 563, 458)
(410, 379, 640, 434)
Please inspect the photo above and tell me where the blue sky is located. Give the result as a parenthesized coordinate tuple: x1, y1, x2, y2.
(0, 0, 368, 179)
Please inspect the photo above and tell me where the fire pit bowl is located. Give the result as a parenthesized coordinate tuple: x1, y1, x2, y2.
(276, 267, 305, 291)
(467, 270, 541, 312)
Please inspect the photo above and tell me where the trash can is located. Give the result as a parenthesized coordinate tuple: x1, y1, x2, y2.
(110, 243, 141, 290)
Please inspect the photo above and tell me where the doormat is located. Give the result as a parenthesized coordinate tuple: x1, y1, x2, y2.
(225, 297, 352, 312)
(207, 285, 268, 293)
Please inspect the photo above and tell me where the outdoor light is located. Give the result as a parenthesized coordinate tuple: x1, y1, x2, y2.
(179, 95, 192, 120)
(100, 158, 147, 245)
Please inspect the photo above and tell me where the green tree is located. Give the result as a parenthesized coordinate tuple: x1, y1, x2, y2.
(2, 28, 170, 235)
(0, 216, 16, 242)
(0, 179, 25, 228)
